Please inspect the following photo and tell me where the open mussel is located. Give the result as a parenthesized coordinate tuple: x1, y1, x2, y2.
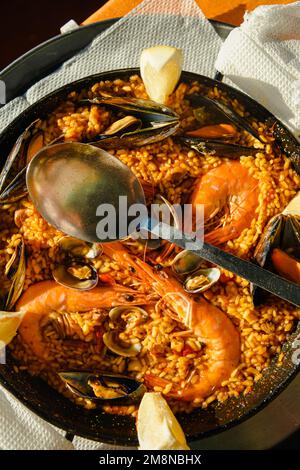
(81, 96, 180, 148)
(59, 371, 146, 405)
(187, 94, 261, 141)
(184, 268, 220, 294)
(0, 120, 44, 204)
(267, 117, 300, 174)
(252, 193, 300, 305)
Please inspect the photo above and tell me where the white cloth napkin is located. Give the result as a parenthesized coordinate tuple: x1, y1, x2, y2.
(0, 0, 221, 450)
(215, 2, 300, 139)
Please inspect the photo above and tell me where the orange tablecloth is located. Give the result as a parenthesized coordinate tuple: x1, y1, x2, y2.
(83, 0, 295, 27)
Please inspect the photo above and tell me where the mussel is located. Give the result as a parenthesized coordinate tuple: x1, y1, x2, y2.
(184, 267, 220, 294)
(178, 136, 259, 159)
(59, 371, 146, 405)
(4, 237, 26, 310)
(80, 96, 180, 148)
(186, 94, 261, 140)
(178, 93, 261, 158)
(267, 117, 300, 174)
(0, 120, 44, 204)
(252, 192, 300, 305)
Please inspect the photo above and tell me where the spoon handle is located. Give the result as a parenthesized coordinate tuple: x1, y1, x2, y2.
(140, 217, 300, 308)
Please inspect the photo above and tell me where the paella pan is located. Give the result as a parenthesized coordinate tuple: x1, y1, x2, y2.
(0, 63, 300, 446)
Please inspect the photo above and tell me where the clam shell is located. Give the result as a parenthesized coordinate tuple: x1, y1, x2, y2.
(184, 268, 220, 293)
(52, 263, 98, 291)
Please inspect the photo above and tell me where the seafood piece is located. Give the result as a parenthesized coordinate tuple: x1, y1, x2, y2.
(16, 280, 151, 359)
(81, 96, 179, 147)
(178, 136, 258, 159)
(103, 331, 142, 357)
(0, 120, 43, 197)
(4, 238, 26, 311)
(271, 248, 300, 284)
(190, 161, 259, 245)
(103, 115, 142, 135)
(253, 193, 300, 303)
(267, 117, 300, 174)
(186, 123, 237, 139)
(103, 306, 148, 357)
(53, 236, 102, 290)
(109, 306, 149, 326)
(0, 167, 28, 205)
(59, 371, 146, 405)
(103, 243, 240, 401)
(187, 94, 260, 140)
(172, 250, 204, 275)
(56, 236, 102, 259)
(52, 263, 99, 291)
(184, 268, 220, 294)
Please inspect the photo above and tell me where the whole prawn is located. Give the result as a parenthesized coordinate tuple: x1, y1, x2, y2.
(103, 243, 240, 401)
(191, 161, 259, 245)
(16, 280, 150, 360)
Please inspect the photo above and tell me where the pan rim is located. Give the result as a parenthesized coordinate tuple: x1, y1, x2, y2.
(0, 68, 299, 447)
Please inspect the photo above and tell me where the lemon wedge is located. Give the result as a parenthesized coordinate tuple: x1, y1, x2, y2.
(140, 46, 183, 104)
(137, 392, 190, 450)
(0, 311, 24, 346)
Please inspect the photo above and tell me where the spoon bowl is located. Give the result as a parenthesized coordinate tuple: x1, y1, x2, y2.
(26, 142, 145, 243)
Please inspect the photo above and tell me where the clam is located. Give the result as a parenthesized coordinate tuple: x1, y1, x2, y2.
(172, 250, 204, 275)
(52, 263, 98, 291)
(4, 237, 26, 310)
(109, 306, 149, 327)
(57, 236, 102, 259)
(184, 267, 220, 294)
(103, 331, 142, 357)
(81, 96, 180, 148)
(103, 306, 148, 357)
(59, 371, 146, 405)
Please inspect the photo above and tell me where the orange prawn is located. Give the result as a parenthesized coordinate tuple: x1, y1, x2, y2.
(191, 161, 259, 245)
(103, 243, 240, 401)
(16, 280, 150, 360)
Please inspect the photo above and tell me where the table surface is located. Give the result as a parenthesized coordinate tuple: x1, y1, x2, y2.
(83, 0, 296, 26)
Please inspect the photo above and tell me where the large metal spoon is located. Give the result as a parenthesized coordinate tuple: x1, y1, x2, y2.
(26, 142, 300, 307)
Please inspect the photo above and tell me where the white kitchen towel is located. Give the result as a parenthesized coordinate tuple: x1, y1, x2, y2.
(0, 0, 221, 450)
(216, 1, 300, 138)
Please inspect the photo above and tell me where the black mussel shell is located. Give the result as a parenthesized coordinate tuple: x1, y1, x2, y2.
(252, 214, 300, 305)
(267, 118, 300, 175)
(178, 136, 258, 159)
(187, 94, 261, 141)
(59, 371, 146, 405)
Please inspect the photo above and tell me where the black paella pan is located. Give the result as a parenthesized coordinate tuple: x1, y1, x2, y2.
(0, 68, 300, 447)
